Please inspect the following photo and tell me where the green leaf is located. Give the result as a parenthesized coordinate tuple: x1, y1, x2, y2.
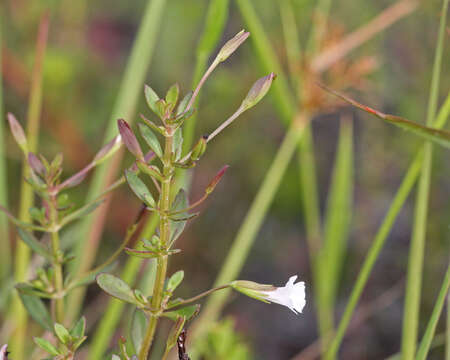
(60, 200, 104, 227)
(144, 84, 160, 116)
(167, 270, 184, 292)
(54, 323, 71, 345)
(71, 316, 86, 338)
(130, 309, 147, 354)
(164, 304, 200, 321)
(320, 84, 450, 149)
(18, 292, 53, 331)
(176, 91, 193, 116)
(172, 127, 183, 161)
(96, 273, 138, 305)
(171, 189, 188, 212)
(165, 316, 185, 355)
(138, 123, 163, 158)
(125, 170, 155, 207)
(169, 212, 199, 222)
(165, 83, 180, 107)
(17, 228, 52, 261)
(34, 337, 60, 356)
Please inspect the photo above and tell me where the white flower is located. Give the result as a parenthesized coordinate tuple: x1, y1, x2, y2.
(0, 344, 8, 360)
(260, 275, 306, 314)
(231, 275, 306, 314)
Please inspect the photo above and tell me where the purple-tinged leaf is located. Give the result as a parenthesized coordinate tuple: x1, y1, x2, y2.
(28, 153, 46, 176)
(117, 119, 143, 159)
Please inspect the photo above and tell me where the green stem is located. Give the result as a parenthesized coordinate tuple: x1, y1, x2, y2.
(167, 285, 230, 309)
(401, 1, 448, 358)
(10, 13, 49, 360)
(51, 230, 64, 323)
(415, 265, 450, 360)
(0, 6, 10, 283)
(139, 133, 173, 360)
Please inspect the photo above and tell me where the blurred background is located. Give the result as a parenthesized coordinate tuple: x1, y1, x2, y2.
(1, 0, 449, 359)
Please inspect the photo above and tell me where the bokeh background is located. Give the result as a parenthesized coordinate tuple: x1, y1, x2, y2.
(1, 0, 449, 359)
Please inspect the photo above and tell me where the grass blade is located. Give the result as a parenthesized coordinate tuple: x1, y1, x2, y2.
(416, 266, 450, 360)
(317, 117, 353, 338)
(9, 13, 49, 360)
(0, 7, 10, 282)
(402, 0, 448, 357)
(66, 0, 167, 322)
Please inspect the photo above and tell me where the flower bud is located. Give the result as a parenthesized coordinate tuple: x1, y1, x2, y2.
(7, 113, 28, 153)
(28, 152, 46, 176)
(117, 119, 143, 160)
(205, 165, 229, 194)
(190, 135, 207, 161)
(215, 30, 250, 64)
(240, 73, 276, 111)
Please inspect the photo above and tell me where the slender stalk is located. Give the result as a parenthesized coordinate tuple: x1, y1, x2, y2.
(9, 13, 49, 360)
(87, 214, 159, 360)
(416, 265, 450, 360)
(66, 0, 167, 322)
(0, 7, 10, 283)
(167, 285, 230, 309)
(401, 1, 448, 358)
(182, 0, 230, 155)
(139, 133, 173, 360)
(190, 115, 307, 347)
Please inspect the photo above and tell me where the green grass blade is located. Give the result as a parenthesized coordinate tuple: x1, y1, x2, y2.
(416, 265, 450, 360)
(317, 117, 353, 337)
(182, 0, 230, 154)
(191, 119, 307, 348)
(87, 214, 159, 359)
(66, 0, 167, 322)
(325, 89, 450, 359)
(0, 6, 10, 282)
(401, 0, 448, 357)
(325, 150, 423, 359)
(9, 13, 49, 360)
(447, 292, 450, 360)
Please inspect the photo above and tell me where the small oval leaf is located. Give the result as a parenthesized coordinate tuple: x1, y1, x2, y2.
(96, 273, 137, 304)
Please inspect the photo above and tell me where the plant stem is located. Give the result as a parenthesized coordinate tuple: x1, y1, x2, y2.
(168, 285, 230, 309)
(0, 7, 10, 283)
(139, 133, 173, 360)
(10, 13, 49, 360)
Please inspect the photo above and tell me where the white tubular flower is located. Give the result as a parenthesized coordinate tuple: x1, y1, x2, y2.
(0, 344, 8, 360)
(231, 275, 306, 314)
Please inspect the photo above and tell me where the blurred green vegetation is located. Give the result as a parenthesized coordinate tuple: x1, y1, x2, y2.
(1, 0, 449, 359)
